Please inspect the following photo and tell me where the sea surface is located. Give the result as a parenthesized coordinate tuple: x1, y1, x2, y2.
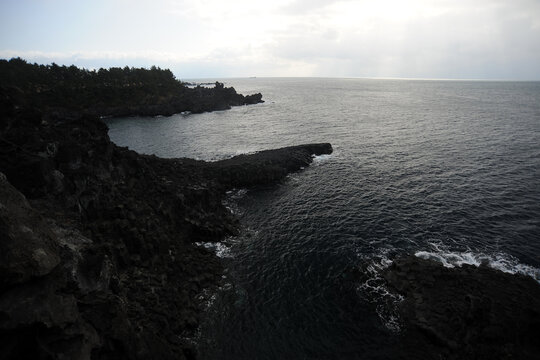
(106, 78, 540, 359)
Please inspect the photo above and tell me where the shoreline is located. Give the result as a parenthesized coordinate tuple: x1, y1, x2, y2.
(1, 61, 539, 359)
(0, 85, 332, 358)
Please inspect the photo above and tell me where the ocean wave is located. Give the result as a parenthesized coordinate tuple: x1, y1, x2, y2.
(357, 242, 540, 333)
(415, 242, 540, 282)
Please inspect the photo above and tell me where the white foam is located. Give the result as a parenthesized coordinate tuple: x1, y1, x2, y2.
(357, 250, 404, 332)
(357, 243, 540, 333)
(234, 149, 258, 156)
(195, 241, 232, 258)
(311, 154, 332, 164)
(415, 243, 540, 282)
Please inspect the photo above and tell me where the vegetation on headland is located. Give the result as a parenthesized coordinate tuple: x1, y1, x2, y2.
(0, 57, 263, 116)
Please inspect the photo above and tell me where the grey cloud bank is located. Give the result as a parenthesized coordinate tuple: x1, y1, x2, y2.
(1, 0, 539, 79)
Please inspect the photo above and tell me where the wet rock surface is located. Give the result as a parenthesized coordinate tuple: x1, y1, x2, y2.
(0, 89, 331, 359)
(383, 256, 540, 359)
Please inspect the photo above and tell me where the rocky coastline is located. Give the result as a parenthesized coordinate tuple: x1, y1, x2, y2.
(0, 84, 332, 359)
(378, 256, 540, 359)
(2, 60, 539, 360)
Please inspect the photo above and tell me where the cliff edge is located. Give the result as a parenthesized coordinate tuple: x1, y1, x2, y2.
(0, 89, 331, 359)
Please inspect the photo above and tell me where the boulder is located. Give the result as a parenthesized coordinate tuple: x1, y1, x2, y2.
(0, 172, 60, 288)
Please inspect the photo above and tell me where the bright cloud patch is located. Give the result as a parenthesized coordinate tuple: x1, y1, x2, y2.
(1, 0, 539, 79)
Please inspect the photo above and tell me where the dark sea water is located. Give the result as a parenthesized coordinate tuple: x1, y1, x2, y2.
(106, 78, 540, 359)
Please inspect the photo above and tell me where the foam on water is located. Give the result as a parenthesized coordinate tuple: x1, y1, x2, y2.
(357, 249, 404, 332)
(195, 241, 233, 258)
(312, 153, 332, 164)
(357, 240, 540, 333)
(415, 242, 540, 282)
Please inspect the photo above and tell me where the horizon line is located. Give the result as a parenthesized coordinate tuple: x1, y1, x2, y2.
(186, 76, 540, 82)
(2, 57, 539, 82)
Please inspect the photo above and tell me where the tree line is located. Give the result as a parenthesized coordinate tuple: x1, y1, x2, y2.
(0, 58, 262, 116)
(0, 57, 183, 92)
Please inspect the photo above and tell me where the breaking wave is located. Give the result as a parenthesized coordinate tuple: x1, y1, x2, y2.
(415, 242, 540, 282)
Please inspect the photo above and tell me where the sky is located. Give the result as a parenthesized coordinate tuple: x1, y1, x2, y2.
(1, 0, 539, 79)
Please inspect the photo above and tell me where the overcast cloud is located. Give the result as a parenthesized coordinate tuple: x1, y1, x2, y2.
(1, 0, 539, 79)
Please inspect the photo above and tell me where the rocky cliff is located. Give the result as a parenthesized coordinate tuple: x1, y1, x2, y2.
(0, 91, 332, 359)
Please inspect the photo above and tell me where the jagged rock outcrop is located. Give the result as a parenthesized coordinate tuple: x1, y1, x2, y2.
(0, 173, 60, 287)
(382, 256, 540, 359)
(1, 173, 101, 359)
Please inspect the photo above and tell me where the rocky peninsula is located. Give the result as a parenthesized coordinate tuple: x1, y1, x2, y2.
(0, 60, 331, 359)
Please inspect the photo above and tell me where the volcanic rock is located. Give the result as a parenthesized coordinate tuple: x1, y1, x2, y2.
(383, 256, 540, 359)
(0, 90, 331, 359)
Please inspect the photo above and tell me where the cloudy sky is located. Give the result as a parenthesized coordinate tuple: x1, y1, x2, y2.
(1, 0, 539, 79)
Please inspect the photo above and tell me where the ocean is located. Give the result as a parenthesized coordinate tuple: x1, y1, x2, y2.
(106, 78, 540, 359)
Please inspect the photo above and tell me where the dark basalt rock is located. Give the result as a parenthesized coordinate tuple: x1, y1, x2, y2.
(0, 173, 60, 289)
(382, 256, 540, 359)
(0, 91, 331, 359)
(206, 143, 333, 188)
(88, 87, 264, 118)
(243, 92, 263, 105)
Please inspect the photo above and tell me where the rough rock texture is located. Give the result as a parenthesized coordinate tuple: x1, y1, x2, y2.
(383, 256, 540, 360)
(0, 173, 60, 287)
(0, 178, 102, 359)
(0, 91, 332, 360)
